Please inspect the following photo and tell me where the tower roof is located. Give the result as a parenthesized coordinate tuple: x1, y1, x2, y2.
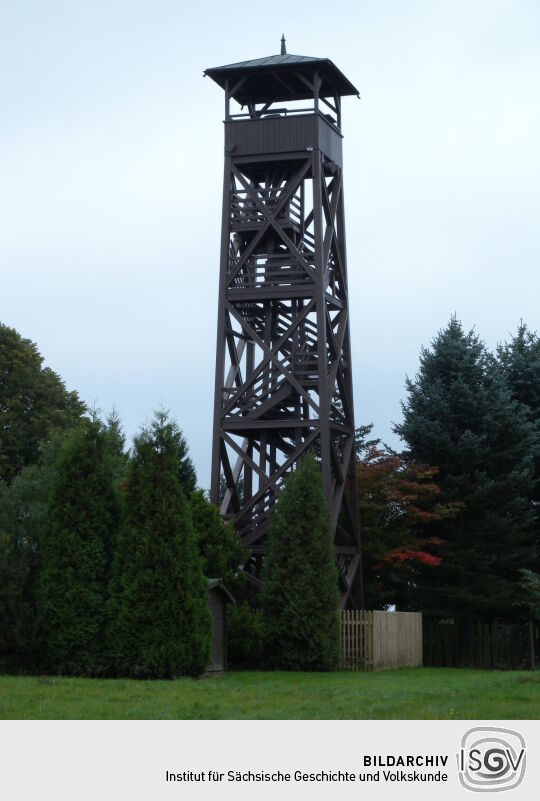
(204, 52, 359, 105)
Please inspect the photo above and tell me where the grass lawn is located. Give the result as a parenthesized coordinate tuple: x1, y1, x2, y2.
(0, 668, 539, 719)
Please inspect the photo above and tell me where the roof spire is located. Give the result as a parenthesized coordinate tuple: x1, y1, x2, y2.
(281, 34, 287, 55)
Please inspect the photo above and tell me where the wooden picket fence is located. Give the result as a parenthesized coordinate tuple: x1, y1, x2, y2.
(423, 619, 539, 670)
(341, 610, 374, 671)
(340, 610, 423, 671)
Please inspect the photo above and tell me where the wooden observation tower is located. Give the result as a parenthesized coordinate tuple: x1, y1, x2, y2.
(206, 39, 363, 608)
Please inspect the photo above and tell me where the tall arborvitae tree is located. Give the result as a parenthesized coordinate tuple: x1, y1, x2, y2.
(394, 318, 536, 619)
(41, 420, 120, 674)
(0, 322, 85, 485)
(261, 455, 340, 670)
(175, 425, 197, 500)
(104, 407, 128, 481)
(109, 411, 211, 678)
(497, 323, 540, 571)
(189, 489, 245, 591)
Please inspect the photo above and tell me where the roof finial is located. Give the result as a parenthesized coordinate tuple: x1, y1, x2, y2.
(281, 34, 287, 55)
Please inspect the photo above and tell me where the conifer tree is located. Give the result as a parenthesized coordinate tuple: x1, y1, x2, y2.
(497, 323, 540, 570)
(109, 411, 211, 678)
(176, 426, 197, 499)
(261, 455, 340, 670)
(41, 420, 120, 674)
(394, 318, 536, 619)
(189, 489, 245, 591)
(104, 408, 128, 476)
(497, 323, 540, 418)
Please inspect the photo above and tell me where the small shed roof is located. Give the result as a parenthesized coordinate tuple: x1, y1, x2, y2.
(204, 53, 359, 105)
(207, 578, 235, 603)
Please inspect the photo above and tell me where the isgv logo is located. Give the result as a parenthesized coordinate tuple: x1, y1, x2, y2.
(457, 727, 526, 792)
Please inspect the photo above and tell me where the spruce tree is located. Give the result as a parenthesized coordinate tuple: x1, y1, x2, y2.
(497, 323, 540, 571)
(41, 420, 120, 674)
(109, 411, 211, 678)
(394, 318, 536, 619)
(261, 455, 340, 670)
(497, 323, 540, 417)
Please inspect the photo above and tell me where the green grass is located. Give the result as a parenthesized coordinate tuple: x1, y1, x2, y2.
(0, 668, 539, 719)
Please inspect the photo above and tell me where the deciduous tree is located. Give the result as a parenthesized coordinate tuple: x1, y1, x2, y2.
(0, 435, 65, 670)
(356, 433, 455, 609)
(0, 323, 85, 484)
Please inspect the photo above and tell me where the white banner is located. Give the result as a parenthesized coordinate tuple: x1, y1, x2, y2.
(0, 720, 538, 800)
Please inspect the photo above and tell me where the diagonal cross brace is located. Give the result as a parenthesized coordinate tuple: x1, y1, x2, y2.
(222, 298, 316, 416)
(226, 300, 320, 415)
(227, 160, 311, 286)
(238, 427, 321, 542)
(232, 166, 315, 281)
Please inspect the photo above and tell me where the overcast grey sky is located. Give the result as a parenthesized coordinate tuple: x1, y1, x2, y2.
(2, 0, 539, 487)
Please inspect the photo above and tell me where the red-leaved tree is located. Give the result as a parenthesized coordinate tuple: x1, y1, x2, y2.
(356, 426, 458, 609)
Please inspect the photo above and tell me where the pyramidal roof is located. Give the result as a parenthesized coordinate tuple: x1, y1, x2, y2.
(204, 51, 359, 105)
(210, 53, 322, 70)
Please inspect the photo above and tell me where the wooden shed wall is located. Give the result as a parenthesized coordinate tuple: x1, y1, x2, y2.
(208, 589, 227, 672)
